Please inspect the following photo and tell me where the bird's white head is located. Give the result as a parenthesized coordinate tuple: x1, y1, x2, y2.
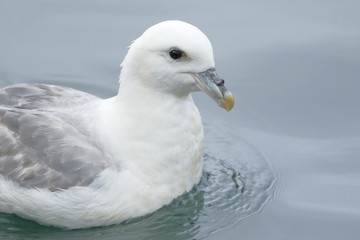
(119, 20, 234, 111)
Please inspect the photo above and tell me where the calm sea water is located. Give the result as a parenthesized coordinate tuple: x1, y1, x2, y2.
(1, 0, 359, 239)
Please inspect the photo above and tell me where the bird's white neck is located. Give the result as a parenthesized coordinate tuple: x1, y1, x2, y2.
(96, 82, 204, 203)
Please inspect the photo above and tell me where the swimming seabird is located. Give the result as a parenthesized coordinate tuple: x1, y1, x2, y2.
(0, 20, 234, 228)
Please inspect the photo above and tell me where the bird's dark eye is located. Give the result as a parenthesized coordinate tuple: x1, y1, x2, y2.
(169, 49, 182, 59)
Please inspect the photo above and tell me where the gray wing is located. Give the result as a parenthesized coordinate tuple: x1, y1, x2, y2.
(0, 84, 110, 191)
(0, 83, 97, 109)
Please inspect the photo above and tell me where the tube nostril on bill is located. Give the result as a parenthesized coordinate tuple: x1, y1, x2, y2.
(215, 78, 225, 86)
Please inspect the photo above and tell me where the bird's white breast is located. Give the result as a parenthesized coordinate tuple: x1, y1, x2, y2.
(89, 94, 204, 222)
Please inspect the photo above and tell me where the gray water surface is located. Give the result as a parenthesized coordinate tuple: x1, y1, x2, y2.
(1, 0, 360, 239)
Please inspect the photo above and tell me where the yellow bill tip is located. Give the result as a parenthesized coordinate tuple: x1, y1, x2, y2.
(219, 91, 234, 112)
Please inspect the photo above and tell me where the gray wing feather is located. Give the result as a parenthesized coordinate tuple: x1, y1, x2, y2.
(0, 83, 96, 109)
(0, 84, 110, 191)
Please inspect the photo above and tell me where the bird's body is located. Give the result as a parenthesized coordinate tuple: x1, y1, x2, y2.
(0, 20, 233, 228)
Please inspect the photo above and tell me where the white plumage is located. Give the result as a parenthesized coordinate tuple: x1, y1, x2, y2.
(0, 20, 233, 228)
